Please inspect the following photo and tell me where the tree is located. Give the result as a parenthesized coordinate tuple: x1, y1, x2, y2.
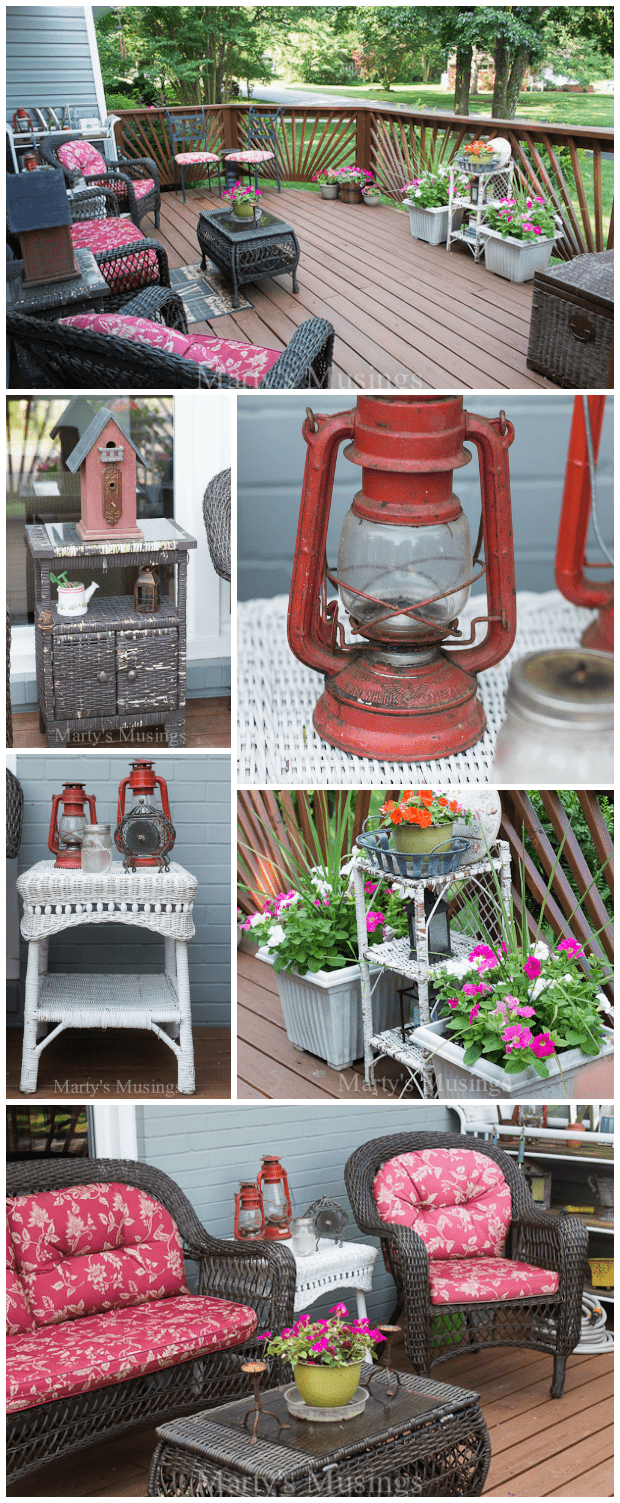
(95, 6, 274, 106)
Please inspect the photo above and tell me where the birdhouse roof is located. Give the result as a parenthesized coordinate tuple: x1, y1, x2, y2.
(65, 408, 147, 472)
(50, 398, 96, 440)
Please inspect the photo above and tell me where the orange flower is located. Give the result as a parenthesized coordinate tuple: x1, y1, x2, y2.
(418, 809, 433, 827)
(391, 808, 404, 824)
(437, 797, 448, 807)
(448, 800, 460, 813)
(402, 790, 415, 799)
(402, 807, 418, 823)
(380, 800, 397, 814)
(418, 791, 434, 806)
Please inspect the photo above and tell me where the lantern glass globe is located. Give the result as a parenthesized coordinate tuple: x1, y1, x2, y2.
(336, 503, 472, 643)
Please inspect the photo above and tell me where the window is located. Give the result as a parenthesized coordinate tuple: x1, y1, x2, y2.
(7, 1106, 90, 1160)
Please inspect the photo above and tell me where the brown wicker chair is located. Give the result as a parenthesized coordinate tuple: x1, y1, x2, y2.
(344, 1131, 588, 1399)
(6, 1157, 295, 1484)
(40, 132, 161, 231)
(203, 468, 231, 583)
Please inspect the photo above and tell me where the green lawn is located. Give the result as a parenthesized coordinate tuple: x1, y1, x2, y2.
(275, 80, 614, 131)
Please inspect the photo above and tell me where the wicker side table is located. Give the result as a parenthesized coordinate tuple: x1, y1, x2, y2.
(291, 1237, 378, 1320)
(148, 1368, 490, 1496)
(526, 250, 614, 389)
(25, 519, 196, 746)
(197, 208, 300, 309)
(6, 247, 111, 321)
(16, 860, 198, 1095)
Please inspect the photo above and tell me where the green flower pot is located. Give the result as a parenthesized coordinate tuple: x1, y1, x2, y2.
(293, 1360, 362, 1408)
(393, 823, 451, 855)
(233, 200, 256, 219)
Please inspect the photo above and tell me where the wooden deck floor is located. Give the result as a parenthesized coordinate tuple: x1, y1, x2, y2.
(237, 944, 423, 1100)
(7, 1344, 612, 1496)
(10, 696, 230, 749)
(148, 185, 557, 390)
(6, 1026, 231, 1099)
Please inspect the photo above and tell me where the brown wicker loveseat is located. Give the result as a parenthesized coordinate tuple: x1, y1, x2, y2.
(6, 1157, 295, 1484)
(344, 1132, 588, 1399)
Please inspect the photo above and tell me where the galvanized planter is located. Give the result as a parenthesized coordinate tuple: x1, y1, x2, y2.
(480, 227, 557, 283)
(320, 185, 339, 199)
(257, 949, 402, 1070)
(405, 204, 462, 246)
(411, 1017, 615, 1100)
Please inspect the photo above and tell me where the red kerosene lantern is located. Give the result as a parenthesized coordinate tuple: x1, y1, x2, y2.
(48, 783, 97, 869)
(234, 1181, 266, 1240)
(288, 395, 516, 760)
(115, 760, 175, 871)
(555, 396, 612, 655)
(257, 1155, 292, 1240)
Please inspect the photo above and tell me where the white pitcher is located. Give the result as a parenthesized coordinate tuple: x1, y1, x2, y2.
(56, 580, 99, 617)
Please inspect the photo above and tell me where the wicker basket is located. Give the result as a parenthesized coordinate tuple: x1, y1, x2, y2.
(526, 250, 614, 389)
(6, 769, 24, 859)
(356, 827, 471, 879)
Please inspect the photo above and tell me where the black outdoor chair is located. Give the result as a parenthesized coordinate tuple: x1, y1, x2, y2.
(165, 108, 222, 203)
(225, 105, 283, 192)
(40, 132, 161, 230)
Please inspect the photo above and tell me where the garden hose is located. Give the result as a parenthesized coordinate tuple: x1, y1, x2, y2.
(573, 1290, 614, 1352)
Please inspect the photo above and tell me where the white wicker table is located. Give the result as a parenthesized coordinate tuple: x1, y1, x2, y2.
(17, 861, 198, 1096)
(353, 844, 512, 1094)
(291, 1237, 378, 1321)
(238, 589, 594, 784)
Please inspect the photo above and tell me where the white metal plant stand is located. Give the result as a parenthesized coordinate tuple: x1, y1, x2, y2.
(447, 161, 514, 261)
(17, 861, 198, 1095)
(291, 1238, 378, 1322)
(353, 842, 512, 1096)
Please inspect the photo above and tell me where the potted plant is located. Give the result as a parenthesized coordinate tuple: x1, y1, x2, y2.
(479, 190, 563, 282)
(401, 164, 467, 245)
(223, 179, 263, 220)
(453, 139, 501, 174)
(362, 181, 381, 207)
(259, 1304, 385, 1408)
(411, 837, 614, 1098)
(311, 167, 340, 200)
(332, 165, 375, 205)
(378, 790, 475, 856)
(239, 794, 408, 1070)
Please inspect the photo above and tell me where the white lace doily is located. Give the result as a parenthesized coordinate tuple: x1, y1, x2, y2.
(238, 590, 595, 785)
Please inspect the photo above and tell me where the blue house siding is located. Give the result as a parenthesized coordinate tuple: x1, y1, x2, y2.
(237, 393, 614, 602)
(135, 1102, 457, 1322)
(12, 753, 231, 1027)
(7, 6, 101, 121)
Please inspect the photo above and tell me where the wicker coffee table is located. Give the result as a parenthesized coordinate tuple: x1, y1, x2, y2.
(148, 1368, 490, 1496)
(197, 208, 300, 309)
(7, 247, 110, 321)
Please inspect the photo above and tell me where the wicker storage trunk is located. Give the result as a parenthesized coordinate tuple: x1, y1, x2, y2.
(527, 249, 613, 388)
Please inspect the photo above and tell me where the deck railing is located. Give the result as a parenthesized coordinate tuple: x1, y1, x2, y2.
(114, 103, 613, 260)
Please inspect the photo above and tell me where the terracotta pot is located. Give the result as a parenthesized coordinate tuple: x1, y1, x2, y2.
(339, 185, 363, 204)
(392, 823, 452, 855)
(294, 1360, 362, 1408)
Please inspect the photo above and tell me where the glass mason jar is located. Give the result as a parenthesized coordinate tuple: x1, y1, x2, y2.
(290, 1216, 316, 1257)
(491, 649, 613, 783)
(80, 824, 114, 875)
(337, 504, 472, 643)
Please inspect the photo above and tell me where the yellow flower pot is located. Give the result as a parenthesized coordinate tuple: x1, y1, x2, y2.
(392, 823, 451, 855)
(233, 199, 256, 219)
(293, 1360, 362, 1408)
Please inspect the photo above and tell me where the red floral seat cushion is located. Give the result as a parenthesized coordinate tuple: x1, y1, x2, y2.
(429, 1257, 559, 1305)
(226, 150, 275, 163)
(57, 140, 108, 176)
(7, 1293, 258, 1414)
(175, 152, 220, 165)
(70, 218, 148, 253)
(60, 314, 282, 387)
(108, 177, 156, 201)
(373, 1149, 512, 1259)
(6, 1218, 36, 1336)
(7, 1183, 188, 1327)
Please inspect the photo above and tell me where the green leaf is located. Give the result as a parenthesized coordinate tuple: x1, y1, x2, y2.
(503, 1056, 528, 1073)
(462, 1044, 483, 1067)
(530, 1057, 550, 1078)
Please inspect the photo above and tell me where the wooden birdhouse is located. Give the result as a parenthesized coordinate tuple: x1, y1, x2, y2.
(66, 408, 145, 541)
(6, 168, 79, 287)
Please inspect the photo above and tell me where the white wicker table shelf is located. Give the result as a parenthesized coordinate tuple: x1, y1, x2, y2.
(16, 861, 198, 1096)
(237, 589, 594, 785)
(291, 1237, 378, 1321)
(353, 845, 512, 1095)
(447, 160, 514, 261)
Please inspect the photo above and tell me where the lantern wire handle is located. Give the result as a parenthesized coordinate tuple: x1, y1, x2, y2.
(324, 561, 488, 639)
(582, 396, 613, 568)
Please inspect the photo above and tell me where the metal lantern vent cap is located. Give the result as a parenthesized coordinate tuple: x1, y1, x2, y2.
(505, 648, 613, 731)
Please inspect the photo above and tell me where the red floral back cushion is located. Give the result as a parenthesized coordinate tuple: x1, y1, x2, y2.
(57, 140, 108, 176)
(6, 1182, 189, 1327)
(6, 1216, 36, 1335)
(373, 1149, 512, 1260)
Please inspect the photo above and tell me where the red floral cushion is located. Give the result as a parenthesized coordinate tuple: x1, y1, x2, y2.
(70, 218, 147, 253)
(7, 1183, 188, 1327)
(429, 1257, 560, 1305)
(57, 140, 108, 176)
(226, 150, 275, 164)
(59, 314, 282, 387)
(7, 1293, 258, 1414)
(6, 1218, 35, 1336)
(107, 177, 155, 201)
(175, 152, 219, 165)
(373, 1149, 512, 1260)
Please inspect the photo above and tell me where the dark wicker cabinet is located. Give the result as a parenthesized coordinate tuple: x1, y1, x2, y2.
(26, 520, 197, 746)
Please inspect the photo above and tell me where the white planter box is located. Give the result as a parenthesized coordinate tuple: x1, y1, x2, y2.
(411, 1018, 614, 1100)
(257, 950, 402, 1070)
(479, 226, 557, 283)
(405, 204, 462, 246)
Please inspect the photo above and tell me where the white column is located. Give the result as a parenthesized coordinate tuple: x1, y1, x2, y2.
(91, 1104, 139, 1159)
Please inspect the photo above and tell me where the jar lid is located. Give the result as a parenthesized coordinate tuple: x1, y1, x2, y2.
(82, 824, 111, 833)
(505, 649, 613, 729)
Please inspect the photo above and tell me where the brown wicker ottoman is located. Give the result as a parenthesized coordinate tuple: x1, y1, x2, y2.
(148, 1368, 491, 1497)
(526, 249, 613, 388)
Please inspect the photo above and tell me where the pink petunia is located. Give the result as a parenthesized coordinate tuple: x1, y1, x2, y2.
(524, 956, 541, 980)
(531, 1031, 555, 1059)
(469, 1004, 480, 1024)
(366, 911, 385, 933)
(557, 937, 584, 959)
(446, 996, 460, 1010)
(329, 1303, 349, 1317)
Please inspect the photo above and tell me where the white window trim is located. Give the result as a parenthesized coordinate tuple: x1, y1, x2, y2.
(91, 1104, 138, 1160)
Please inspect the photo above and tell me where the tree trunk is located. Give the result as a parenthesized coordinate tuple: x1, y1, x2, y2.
(506, 43, 530, 118)
(471, 46, 480, 96)
(492, 35, 510, 118)
(454, 43, 473, 116)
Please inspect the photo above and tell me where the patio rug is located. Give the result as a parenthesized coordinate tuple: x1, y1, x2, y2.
(169, 262, 253, 322)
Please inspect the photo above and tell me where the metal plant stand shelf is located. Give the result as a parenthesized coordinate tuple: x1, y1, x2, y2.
(17, 860, 198, 1095)
(25, 520, 197, 747)
(353, 842, 512, 1095)
(447, 161, 514, 262)
(148, 1367, 490, 1496)
(197, 207, 300, 309)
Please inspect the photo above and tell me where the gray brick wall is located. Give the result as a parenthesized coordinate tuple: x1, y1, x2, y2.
(135, 1101, 457, 1322)
(11, 754, 231, 1027)
(238, 393, 614, 601)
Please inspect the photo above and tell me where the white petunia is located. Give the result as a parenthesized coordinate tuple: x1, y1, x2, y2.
(265, 925, 286, 949)
(532, 940, 550, 959)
